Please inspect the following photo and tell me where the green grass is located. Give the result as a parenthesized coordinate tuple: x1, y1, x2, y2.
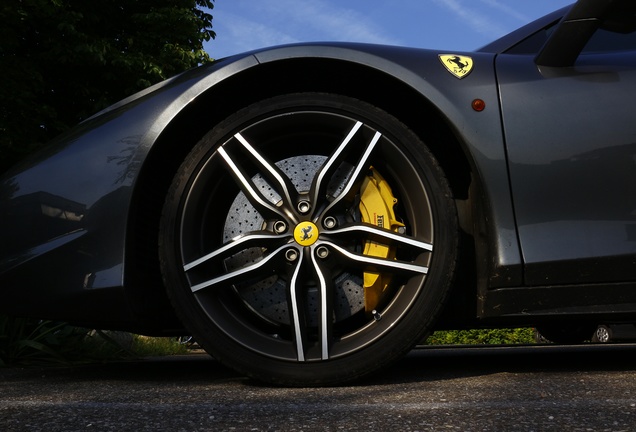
(1, 314, 537, 366)
(424, 328, 536, 345)
(130, 335, 192, 357)
(0, 317, 88, 366)
(0, 315, 189, 367)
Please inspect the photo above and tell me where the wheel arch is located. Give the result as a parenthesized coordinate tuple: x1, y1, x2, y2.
(123, 55, 480, 326)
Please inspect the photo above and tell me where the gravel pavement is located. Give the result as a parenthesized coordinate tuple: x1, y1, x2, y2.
(1, 344, 635, 431)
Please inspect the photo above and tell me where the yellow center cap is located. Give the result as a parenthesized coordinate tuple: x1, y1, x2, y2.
(293, 221, 319, 246)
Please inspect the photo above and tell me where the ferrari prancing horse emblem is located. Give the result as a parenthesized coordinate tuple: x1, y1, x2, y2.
(294, 221, 319, 246)
(439, 54, 473, 79)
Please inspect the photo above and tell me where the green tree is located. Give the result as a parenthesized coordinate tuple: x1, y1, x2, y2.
(0, 0, 215, 174)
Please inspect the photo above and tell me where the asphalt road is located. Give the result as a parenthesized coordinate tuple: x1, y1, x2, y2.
(1, 343, 636, 431)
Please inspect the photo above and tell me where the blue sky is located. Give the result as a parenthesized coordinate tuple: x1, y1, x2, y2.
(204, 0, 574, 59)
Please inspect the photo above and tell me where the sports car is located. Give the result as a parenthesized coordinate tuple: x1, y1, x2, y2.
(1, 0, 636, 386)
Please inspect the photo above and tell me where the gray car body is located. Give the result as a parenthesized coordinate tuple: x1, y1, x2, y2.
(1, 4, 635, 333)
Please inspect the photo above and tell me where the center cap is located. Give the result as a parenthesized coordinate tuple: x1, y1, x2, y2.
(293, 221, 319, 246)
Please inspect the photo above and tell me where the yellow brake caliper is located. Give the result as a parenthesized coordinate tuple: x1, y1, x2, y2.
(359, 167, 405, 313)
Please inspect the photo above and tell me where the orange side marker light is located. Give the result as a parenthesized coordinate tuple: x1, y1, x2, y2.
(472, 99, 486, 112)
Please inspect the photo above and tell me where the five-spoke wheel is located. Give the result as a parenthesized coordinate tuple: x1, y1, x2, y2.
(160, 93, 458, 385)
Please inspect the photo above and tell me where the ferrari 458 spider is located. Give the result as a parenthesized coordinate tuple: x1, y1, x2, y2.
(1, 0, 636, 385)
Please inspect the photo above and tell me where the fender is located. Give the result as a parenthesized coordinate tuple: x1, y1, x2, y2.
(0, 42, 518, 325)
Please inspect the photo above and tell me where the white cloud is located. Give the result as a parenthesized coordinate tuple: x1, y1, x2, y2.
(269, 0, 401, 45)
(431, 0, 507, 38)
(478, 0, 530, 23)
(216, 0, 400, 51)
(217, 12, 299, 53)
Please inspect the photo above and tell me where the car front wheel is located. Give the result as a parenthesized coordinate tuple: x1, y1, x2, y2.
(159, 93, 458, 386)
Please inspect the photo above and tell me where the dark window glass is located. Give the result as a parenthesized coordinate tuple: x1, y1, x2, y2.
(505, 25, 556, 55)
(506, 26, 636, 56)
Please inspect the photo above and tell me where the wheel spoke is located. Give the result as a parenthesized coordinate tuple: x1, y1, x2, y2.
(287, 248, 334, 361)
(310, 246, 334, 360)
(325, 223, 433, 253)
(310, 121, 362, 206)
(321, 131, 381, 216)
(189, 243, 290, 293)
(183, 231, 288, 272)
(309, 122, 382, 216)
(234, 133, 300, 223)
(218, 146, 289, 222)
(288, 249, 308, 361)
(320, 240, 429, 276)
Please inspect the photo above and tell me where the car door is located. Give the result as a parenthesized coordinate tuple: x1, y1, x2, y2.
(497, 24, 636, 286)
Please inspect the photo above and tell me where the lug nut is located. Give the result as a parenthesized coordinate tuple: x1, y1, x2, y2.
(285, 249, 299, 262)
(316, 246, 329, 259)
(273, 220, 287, 234)
(297, 200, 311, 214)
(323, 216, 337, 229)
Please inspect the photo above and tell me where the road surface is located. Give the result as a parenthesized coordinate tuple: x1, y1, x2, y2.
(1, 343, 635, 431)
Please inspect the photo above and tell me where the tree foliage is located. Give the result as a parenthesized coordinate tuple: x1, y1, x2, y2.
(0, 0, 215, 174)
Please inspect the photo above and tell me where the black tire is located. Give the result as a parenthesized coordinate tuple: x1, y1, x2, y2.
(159, 93, 458, 386)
